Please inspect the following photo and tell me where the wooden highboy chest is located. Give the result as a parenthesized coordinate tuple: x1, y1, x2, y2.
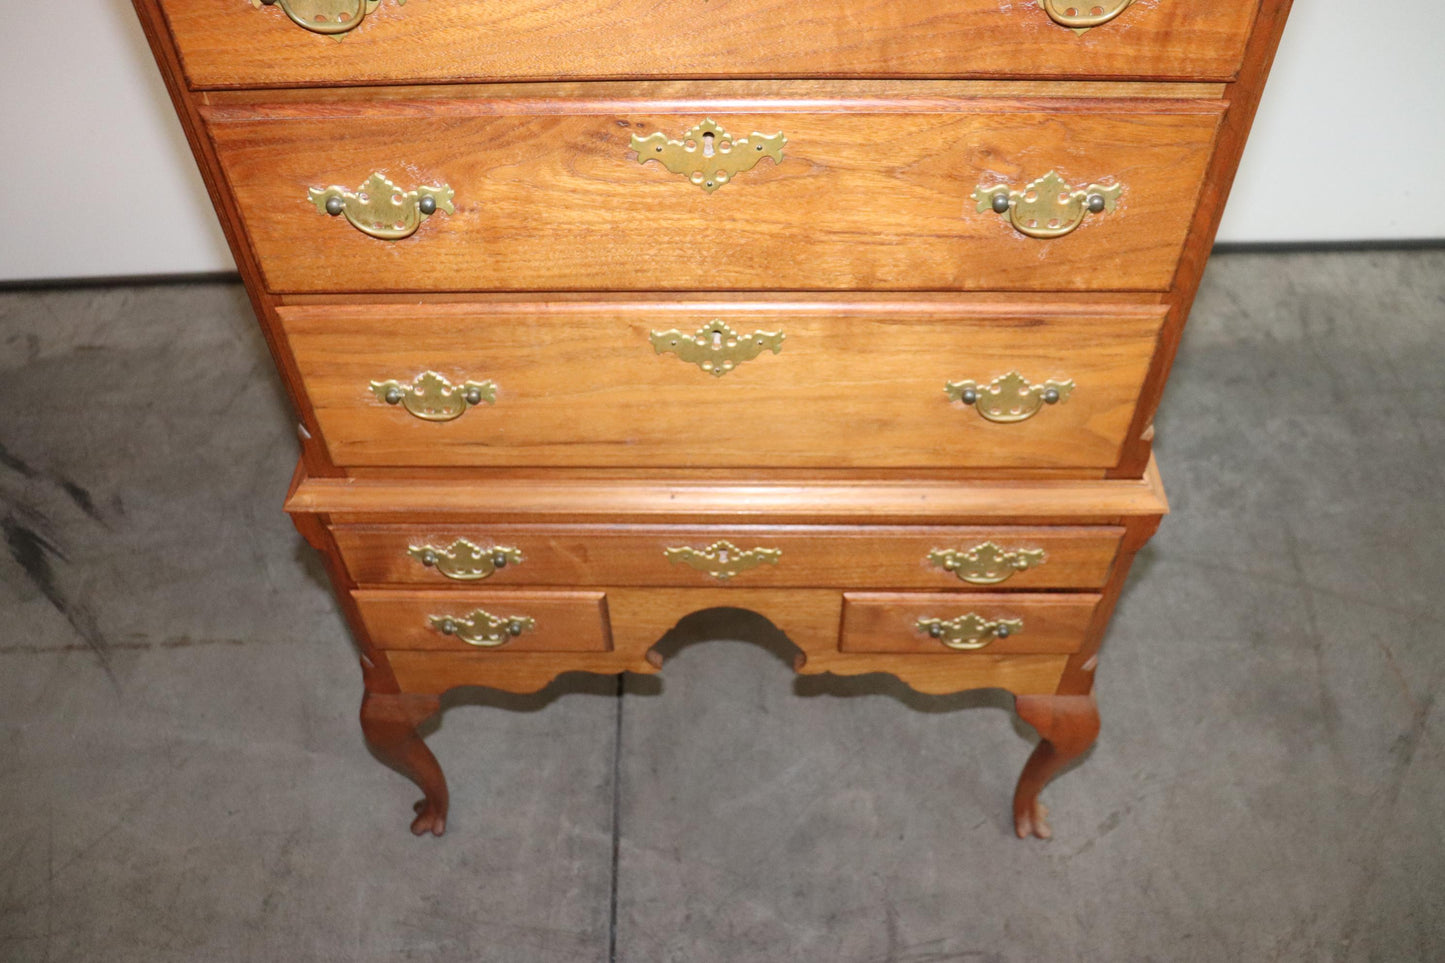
(134, 0, 1292, 837)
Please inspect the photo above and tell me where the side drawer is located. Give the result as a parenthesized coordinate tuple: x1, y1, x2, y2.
(282, 302, 1166, 471)
(333, 524, 1123, 590)
(352, 589, 612, 652)
(840, 592, 1101, 654)
(205, 89, 1223, 294)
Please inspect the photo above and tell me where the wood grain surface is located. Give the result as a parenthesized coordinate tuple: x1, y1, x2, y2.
(839, 591, 1101, 654)
(280, 301, 1167, 469)
(286, 455, 1170, 524)
(204, 91, 1224, 293)
(331, 523, 1123, 589)
(162, 0, 1259, 88)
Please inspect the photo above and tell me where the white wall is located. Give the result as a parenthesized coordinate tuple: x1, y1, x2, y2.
(2, 0, 1441, 283)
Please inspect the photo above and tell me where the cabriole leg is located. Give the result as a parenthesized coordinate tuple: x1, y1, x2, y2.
(360, 691, 449, 836)
(1012, 693, 1100, 840)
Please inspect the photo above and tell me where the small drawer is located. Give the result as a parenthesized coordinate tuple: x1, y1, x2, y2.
(205, 88, 1222, 294)
(332, 524, 1123, 590)
(161, 1, 1257, 89)
(283, 302, 1165, 471)
(352, 589, 611, 653)
(840, 592, 1100, 654)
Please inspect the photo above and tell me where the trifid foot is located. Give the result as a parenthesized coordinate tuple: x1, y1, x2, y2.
(411, 798, 447, 837)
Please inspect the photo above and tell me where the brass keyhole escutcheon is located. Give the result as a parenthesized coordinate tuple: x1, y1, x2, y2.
(631, 119, 786, 193)
(650, 320, 785, 377)
(664, 540, 782, 580)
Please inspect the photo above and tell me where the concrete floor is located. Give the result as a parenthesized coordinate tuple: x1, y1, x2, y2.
(0, 250, 1441, 962)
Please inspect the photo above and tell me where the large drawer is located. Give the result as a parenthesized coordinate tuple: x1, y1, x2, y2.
(162, 0, 1260, 89)
(205, 88, 1223, 293)
(332, 523, 1124, 589)
(282, 301, 1167, 470)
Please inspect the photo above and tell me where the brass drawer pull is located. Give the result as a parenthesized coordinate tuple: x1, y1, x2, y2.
(409, 538, 522, 581)
(310, 172, 453, 240)
(928, 542, 1047, 585)
(1040, 0, 1134, 33)
(650, 320, 785, 377)
(917, 614, 1024, 651)
(632, 119, 786, 193)
(253, 0, 401, 36)
(430, 609, 535, 648)
(371, 371, 495, 422)
(945, 371, 1074, 424)
(975, 171, 1120, 240)
(664, 540, 781, 580)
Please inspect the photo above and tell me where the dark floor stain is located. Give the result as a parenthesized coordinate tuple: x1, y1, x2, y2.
(0, 442, 38, 478)
(2, 513, 113, 678)
(0, 635, 261, 655)
(57, 479, 103, 522)
(0, 440, 108, 524)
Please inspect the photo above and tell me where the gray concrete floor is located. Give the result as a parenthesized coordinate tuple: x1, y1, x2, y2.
(0, 251, 1441, 962)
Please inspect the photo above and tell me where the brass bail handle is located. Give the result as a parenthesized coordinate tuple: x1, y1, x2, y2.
(310, 172, 453, 241)
(256, 0, 380, 36)
(1040, 0, 1134, 31)
(429, 610, 536, 648)
(976, 171, 1121, 240)
(916, 614, 1024, 651)
(371, 371, 495, 422)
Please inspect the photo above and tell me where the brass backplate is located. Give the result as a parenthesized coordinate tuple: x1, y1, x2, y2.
(650, 320, 785, 377)
(974, 171, 1121, 239)
(251, 0, 397, 37)
(664, 540, 782, 580)
(945, 371, 1075, 424)
(631, 119, 786, 192)
(310, 172, 453, 240)
(1039, 0, 1134, 34)
(916, 613, 1024, 651)
(409, 538, 523, 581)
(928, 542, 1047, 585)
(429, 609, 535, 648)
(371, 371, 495, 422)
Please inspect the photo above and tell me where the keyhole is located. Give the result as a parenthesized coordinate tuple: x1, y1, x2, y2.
(718, 549, 730, 563)
(711, 330, 723, 348)
(703, 132, 715, 158)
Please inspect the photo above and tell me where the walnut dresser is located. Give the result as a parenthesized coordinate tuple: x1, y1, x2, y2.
(134, 0, 1292, 838)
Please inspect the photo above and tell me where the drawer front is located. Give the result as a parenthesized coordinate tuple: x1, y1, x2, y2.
(333, 525, 1124, 589)
(163, 0, 1258, 88)
(352, 589, 612, 652)
(282, 302, 1165, 470)
(207, 93, 1223, 293)
(840, 592, 1101, 654)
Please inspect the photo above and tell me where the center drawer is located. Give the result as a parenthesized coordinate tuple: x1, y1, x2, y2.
(332, 523, 1124, 589)
(282, 301, 1166, 470)
(204, 88, 1223, 293)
